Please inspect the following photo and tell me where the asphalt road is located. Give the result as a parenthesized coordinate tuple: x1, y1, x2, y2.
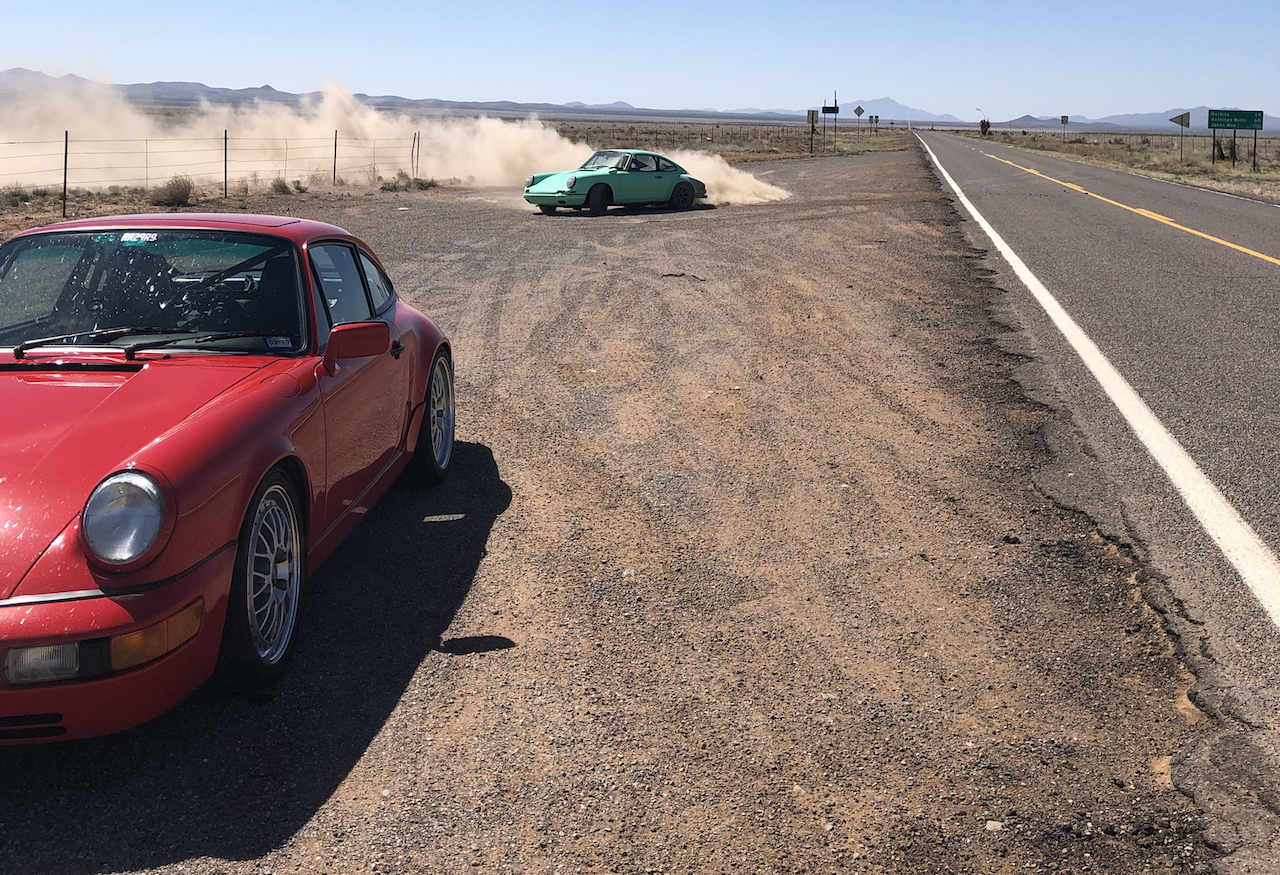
(917, 131, 1280, 872)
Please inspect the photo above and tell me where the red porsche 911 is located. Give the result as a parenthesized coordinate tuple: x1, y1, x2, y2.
(0, 214, 455, 742)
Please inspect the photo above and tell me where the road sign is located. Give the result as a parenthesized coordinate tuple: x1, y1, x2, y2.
(854, 106, 864, 117)
(807, 110, 819, 124)
(1208, 110, 1263, 130)
(822, 105, 839, 114)
(1169, 112, 1191, 128)
(1060, 115, 1069, 125)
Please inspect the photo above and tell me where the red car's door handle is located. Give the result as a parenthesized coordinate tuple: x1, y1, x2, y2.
(390, 340, 405, 359)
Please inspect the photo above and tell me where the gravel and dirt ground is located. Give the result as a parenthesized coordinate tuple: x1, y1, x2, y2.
(1, 148, 1215, 874)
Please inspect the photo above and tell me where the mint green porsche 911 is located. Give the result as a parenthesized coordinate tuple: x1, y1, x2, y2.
(523, 149, 708, 215)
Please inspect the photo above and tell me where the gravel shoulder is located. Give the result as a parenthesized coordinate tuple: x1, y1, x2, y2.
(1, 149, 1214, 874)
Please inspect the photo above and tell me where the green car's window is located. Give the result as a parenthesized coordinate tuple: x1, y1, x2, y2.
(657, 157, 679, 172)
(630, 154, 657, 172)
(580, 150, 628, 170)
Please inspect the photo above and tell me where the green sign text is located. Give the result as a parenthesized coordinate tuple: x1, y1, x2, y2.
(1208, 110, 1264, 130)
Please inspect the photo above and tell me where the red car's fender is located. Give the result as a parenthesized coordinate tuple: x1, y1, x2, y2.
(9, 356, 326, 603)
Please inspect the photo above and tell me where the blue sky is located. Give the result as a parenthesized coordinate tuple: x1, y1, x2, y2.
(4, 0, 1278, 121)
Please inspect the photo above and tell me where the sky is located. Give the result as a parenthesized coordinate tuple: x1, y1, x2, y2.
(4, 0, 1278, 122)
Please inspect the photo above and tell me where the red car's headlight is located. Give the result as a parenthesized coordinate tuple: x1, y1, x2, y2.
(1, 599, 203, 685)
(82, 471, 167, 566)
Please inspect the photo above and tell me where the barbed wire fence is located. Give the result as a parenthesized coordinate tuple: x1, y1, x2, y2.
(4, 125, 1275, 217)
(0, 130, 423, 215)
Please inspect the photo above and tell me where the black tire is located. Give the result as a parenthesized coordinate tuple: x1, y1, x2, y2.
(538, 204, 556, 215)
(216, 469, 304, 694)
(405, 347, 455, 485)
(587, 184, 611, 216)
(669, 181, 695, 210)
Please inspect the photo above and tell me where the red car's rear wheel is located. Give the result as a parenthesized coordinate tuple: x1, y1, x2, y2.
(406, 347, 455, 485)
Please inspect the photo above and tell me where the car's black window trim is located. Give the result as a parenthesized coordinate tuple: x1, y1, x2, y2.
(0, 229, 311, 358)
(308, 239, 382, 326)
(355, 248, 397, 317)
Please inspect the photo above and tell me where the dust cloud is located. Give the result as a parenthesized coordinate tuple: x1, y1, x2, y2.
(0, 80, 788, 204)
(670, 151, 790, 205)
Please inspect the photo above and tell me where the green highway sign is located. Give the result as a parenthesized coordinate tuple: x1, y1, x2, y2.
(1208, 110, 1263, 130)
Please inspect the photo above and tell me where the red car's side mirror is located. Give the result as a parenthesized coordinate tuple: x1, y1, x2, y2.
(319, 321, 391, 376)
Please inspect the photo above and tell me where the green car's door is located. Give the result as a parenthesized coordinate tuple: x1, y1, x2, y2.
(616, 153, 666, 204)
(653, 156, 684, 201)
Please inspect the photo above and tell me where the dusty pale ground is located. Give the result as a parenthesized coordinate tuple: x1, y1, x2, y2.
(1, 150, 1214, 874)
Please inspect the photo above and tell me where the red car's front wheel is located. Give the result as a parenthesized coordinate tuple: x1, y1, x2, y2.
(217, 469, 304, 693)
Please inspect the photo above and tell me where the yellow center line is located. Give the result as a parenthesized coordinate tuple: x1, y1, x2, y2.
(982, 152, 1280, 268)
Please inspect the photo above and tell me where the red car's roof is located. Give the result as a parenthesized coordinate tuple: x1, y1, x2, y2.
(10, 214, 354, 245)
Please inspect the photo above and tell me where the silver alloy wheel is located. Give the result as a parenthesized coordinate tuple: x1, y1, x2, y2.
(428, 354, 455, 470)
(246, 483, 301, 664)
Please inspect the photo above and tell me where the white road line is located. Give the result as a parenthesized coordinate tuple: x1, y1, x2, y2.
(917, 133, 1280, 630)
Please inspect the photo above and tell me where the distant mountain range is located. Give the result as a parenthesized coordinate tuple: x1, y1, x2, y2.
(736, 98, 964, 124)
(1001, 107, 1276, 131)
(0, 68, 962, 125)
(0, 69, 1270, 130)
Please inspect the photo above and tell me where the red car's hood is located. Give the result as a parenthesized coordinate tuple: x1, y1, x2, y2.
(0, 360, 263, 598)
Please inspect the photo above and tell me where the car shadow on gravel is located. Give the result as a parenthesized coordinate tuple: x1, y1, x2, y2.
(539, 203, 717, 218)
(0, 441, 511, 874)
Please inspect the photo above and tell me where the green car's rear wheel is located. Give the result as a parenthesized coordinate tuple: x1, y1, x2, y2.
(587, 184, 611, 216)
(669, 181, 695, 210)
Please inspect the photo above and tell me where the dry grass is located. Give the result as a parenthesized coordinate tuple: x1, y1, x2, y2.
(545, 120, 916, 163)
(0, 119, 918, 240)
(961, 130, 1280, 202)
(149, 174, 195, 206)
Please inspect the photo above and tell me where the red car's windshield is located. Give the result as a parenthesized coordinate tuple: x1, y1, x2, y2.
(0, 230, 305, 356)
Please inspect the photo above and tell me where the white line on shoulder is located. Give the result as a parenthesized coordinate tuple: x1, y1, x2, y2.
(916, 133, 1280, 630)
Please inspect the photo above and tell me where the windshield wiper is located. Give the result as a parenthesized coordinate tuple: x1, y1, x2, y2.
(12, 327, 200, 360)
(122, 331, 287, 359)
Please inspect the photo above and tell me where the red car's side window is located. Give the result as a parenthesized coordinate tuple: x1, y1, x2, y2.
(359, 252, 395, 315)
(310, 243, 373, 327)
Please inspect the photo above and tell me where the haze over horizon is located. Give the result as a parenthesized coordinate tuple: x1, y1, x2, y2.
(4, 0, 1278, 123)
